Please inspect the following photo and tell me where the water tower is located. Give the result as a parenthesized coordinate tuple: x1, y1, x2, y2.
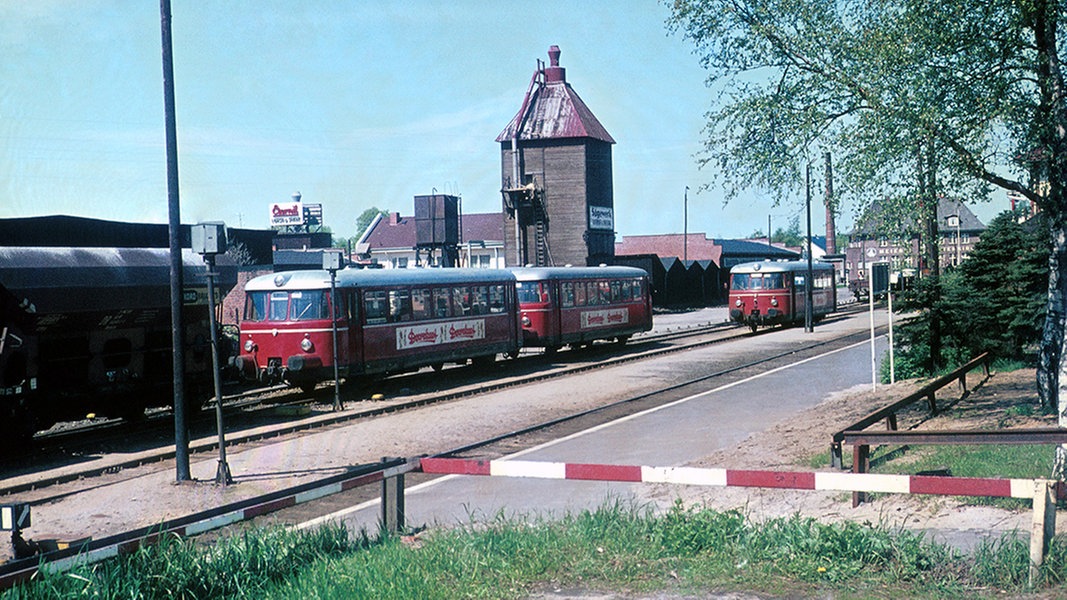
(497, 46, 616, 266)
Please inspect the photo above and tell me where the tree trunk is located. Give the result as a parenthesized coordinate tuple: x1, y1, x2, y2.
(1044, 222, 1067, 479)
(1038, 223, 1065, 411)
(919, 137, 942, 372)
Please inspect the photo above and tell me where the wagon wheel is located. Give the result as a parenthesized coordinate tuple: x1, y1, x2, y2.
(431, 363, 445, 372)
(615, 335, 630, 346)
(543, 345, 559, 356)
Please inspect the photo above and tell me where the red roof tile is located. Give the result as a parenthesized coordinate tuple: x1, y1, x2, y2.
(615, 234, 722, 264)
(363, 212, 505, 250)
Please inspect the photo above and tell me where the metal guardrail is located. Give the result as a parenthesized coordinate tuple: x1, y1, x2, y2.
(830, 352, 993, 470)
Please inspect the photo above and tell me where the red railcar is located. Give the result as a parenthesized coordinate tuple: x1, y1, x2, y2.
(511, 266, 653, 352)
(236, 268, 521, 388)
(728, 260, 837, 331)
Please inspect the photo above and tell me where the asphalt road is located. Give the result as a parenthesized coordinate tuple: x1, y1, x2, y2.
(305, 329, 889, 534)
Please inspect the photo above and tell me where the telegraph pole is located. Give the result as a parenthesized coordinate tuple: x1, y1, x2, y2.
(160, 0, 190, 481)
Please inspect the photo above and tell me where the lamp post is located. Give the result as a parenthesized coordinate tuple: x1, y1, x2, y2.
(683, 186, 689, 263)
(804, 164, 814, 333)
(323, 249, 344, 411)
(192, 222, 233, 486)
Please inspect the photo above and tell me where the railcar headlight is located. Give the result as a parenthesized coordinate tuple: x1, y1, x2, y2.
(300, 336, 314, 352)
(770, 298, 778, 307)
(521, 315, 531, 327)
(244, 339, 256, 353)
(734, 299, 742, 308)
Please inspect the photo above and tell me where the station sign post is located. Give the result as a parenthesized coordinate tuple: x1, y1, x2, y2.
(192, 222, 234, 486)
(323, 249, 344, 411)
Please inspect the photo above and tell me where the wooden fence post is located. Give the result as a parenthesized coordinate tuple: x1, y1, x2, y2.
(1029, 479, 1057, 587)
(380, 457, 405, 536)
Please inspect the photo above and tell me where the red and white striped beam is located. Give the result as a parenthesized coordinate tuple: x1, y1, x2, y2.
(419, 457, 1038, 499)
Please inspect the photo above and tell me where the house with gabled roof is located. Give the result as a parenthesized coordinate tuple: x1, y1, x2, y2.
(356, 212, 506, 269)
(844, 197, 986, 289)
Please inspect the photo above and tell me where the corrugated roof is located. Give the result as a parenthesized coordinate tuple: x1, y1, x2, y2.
(495, 46, 614, 144)
(714, 239, 801, 258)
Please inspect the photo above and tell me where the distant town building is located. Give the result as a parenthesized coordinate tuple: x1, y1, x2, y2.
(844, 197, 985, 288)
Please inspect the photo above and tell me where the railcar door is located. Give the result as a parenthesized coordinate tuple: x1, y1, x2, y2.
(342, 289, 363, 376)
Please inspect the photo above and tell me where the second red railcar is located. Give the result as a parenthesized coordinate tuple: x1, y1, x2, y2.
(511, 266, 653, 352)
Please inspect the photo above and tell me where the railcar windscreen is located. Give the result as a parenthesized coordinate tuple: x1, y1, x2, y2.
(731, 273, 785, 290)
(244, 290, 331, 322)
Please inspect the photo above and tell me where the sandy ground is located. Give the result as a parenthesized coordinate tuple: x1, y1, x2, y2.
(640, 367, 1064, 551)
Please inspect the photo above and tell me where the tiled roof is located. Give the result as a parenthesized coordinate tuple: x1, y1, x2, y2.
(614, 233, 722, 264)
(852, 197, 986, 237)
(362, 212, 505, 250)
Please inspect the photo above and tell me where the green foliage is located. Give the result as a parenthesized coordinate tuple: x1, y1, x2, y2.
(355, 206, 390, 237)
(890, 210, 1047, 378)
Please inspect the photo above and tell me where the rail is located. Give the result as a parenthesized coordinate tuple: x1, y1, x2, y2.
(829, 352, 993, 470)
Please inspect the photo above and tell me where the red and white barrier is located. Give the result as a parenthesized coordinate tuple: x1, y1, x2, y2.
(419, 457, 1037, 499)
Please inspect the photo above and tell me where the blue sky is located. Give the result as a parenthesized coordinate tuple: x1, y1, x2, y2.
(0, 2, 1007, 242)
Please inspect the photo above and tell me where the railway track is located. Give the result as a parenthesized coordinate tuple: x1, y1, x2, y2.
(1, 304, 868, 498)
(0, 313, 887, 584)
(0, 316, 737, 492)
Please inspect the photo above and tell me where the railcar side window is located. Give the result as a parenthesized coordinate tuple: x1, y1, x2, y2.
(364, 290, 389, 324)
(561, 282, 575, 307)
(488, 285, 505, 313)
(433, 288, 452, 318)
(412, 288, 432, 320)
(610, 281, 622, 302)
(471, 286, 489, 315)
(389, 290, 412, 322)
(574, 281, 586, 306)
(600, 281, 611, 303)
(454, 287, 472, 316)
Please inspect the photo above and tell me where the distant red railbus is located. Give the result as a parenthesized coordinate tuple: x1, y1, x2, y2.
(511, 266, 653, 352)
(728, 260, 836, 331)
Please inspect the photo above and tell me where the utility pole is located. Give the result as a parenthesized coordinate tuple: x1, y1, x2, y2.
(805, 164, 814, 333)
(160, 0, 189, 481)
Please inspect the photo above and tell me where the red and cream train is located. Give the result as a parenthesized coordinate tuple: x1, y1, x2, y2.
(234, 265, 653, 389)
(728, 260, 837, 331)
